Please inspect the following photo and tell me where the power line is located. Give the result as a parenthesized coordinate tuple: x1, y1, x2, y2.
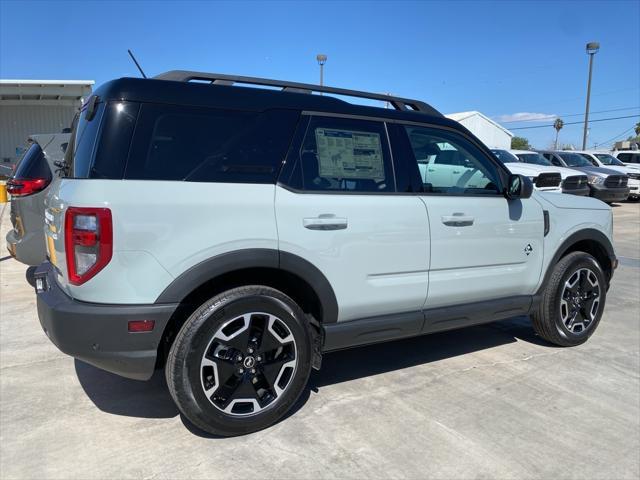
(500, 106, 640, 124)
(594, 127, 635, 147)
(509, 114, 639, 130)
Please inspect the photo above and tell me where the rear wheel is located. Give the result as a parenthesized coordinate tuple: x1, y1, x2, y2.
(532, 251, 606, 346)
(166, 286, 313, 436)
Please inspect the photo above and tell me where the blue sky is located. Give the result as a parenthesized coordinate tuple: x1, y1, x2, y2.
(1, 0, 638, 149)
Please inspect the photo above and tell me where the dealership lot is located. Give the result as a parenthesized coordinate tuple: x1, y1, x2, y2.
(0, 202, 638, 479)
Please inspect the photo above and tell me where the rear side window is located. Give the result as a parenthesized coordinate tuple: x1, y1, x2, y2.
(13, 143, 51, 180)
(125, 105, 299, 183)
(292, 116, 395, 193)
(69, 99, 106, 178)
(91, 102, 140, 179)
(618, 152, 640, 163)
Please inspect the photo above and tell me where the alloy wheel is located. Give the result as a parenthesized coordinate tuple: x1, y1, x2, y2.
(560, 267, 601, 334)
(200, 312, 297, 416)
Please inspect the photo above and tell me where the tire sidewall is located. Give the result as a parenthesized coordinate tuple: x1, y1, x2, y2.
(171, 289, 312, 436)
(549, 254, 606, 343)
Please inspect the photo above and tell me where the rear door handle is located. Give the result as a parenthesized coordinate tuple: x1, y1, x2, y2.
(303, 214, 348, 231)
(441, 214, 474, 227)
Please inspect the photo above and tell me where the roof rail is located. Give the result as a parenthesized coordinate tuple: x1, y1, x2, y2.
(154, 70, 442, 117)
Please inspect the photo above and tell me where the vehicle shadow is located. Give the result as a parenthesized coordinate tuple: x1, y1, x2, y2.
(75, 360, 179, 418)
(76, 315, 550, 437)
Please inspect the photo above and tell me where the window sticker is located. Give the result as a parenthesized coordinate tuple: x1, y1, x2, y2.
(314, 128, 384, 179)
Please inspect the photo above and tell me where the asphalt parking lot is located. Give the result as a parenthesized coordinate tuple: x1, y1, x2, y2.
(1, 201, 638, 480)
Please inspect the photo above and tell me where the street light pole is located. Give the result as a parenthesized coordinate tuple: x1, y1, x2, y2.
(316, 54, 327, 94)
(582, 42, 600, 150)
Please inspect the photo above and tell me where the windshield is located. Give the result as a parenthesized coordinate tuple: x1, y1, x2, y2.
(559, 152, 592, 167)
(594, 153, 624, 166)
(517, 153, 551, 166)
(491, 149, 518, 163)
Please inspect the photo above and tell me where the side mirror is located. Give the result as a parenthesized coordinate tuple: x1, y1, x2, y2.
(505, 174, 533, 200)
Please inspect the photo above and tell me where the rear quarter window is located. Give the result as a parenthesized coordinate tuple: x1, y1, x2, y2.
(69, 100, 106, 178)
(124, 105, 299, 183)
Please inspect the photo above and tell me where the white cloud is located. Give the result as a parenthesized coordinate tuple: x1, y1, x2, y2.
(495, 112, 557, 123)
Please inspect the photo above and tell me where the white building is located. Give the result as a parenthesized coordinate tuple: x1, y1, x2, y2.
(445, 111, 513, 149)
(0, 79, 94, 163)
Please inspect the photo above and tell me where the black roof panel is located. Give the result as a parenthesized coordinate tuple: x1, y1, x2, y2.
(92, 76, 458, 128)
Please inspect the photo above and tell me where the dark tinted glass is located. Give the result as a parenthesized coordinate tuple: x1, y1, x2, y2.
(70, 99, 105, 178)
(559, 152, 591, 167)
(618, 153, 640, 163)
(518, 153, 550, 166)
(13, 143, 51, 180)
(90, 101, 140, 179)
(297, 116, 395, 192)
(125, 104, 298, 182)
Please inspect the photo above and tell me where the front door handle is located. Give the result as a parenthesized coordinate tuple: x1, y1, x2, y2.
(303, 214, 348, 231)
(441, 214, 474, 227)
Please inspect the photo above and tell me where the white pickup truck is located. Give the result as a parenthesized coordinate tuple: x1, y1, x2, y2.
(492, 149, 589, 196)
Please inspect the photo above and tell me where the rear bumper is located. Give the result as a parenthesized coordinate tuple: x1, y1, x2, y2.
(35, 262, 178, 381)
(589, 185, 630, 203)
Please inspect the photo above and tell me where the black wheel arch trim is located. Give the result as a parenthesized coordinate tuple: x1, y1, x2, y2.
(154, 248, 339, 323)
(538, 228, 615, 296)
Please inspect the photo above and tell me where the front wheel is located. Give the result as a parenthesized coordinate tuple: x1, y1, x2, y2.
(531, 251, 607, 346)
(166, 286, 313, 436)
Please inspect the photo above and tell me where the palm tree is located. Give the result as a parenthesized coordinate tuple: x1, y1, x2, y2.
(554, 118, 564, 149)
(635, 122, 640, 137)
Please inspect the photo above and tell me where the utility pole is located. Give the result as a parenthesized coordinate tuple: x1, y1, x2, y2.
(316, 54, 327, 94)
(582, 42, 600, 150)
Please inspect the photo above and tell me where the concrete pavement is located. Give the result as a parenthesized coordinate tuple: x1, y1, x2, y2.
(1, 201, 638, 479)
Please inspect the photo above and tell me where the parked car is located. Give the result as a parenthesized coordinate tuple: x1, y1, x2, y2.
(538, 150, 629, 203)
(574, 150, 639, 200)
(491, 149, 560, 192)
(492, 149, 589, 196)
(35, 71, 617, 436)
(614, 150, 640, 166)
(6, 133, 70, 265)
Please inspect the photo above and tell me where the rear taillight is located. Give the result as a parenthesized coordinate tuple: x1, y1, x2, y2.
(6, 178, 49, 197)
(65, 207, 113, 285)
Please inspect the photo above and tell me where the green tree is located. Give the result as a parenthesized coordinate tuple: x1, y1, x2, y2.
(511, 136, 531, 150)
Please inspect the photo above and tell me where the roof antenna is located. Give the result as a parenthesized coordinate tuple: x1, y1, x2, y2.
(127, 49, 147, 78)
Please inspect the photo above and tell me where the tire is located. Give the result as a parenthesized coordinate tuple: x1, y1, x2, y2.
(166, 285, 313, 436)
(531, 251, 607, 347)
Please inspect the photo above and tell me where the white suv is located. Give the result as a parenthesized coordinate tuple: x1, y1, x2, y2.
(32, 71, 617, 436)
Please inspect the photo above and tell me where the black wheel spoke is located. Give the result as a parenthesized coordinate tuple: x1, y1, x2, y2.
(582, 294, 599, 320)
(261, 358, 287, 387)
(579, 270, 589, 293)
(218, 325, 252, 351)
(214, 357, 238, 389)
(258, 329, 285, 354)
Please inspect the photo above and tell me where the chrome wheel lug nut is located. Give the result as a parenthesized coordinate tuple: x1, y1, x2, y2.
(252, 377, 258, 384)
(236, 355, 242, 362)
(251, 368, 256, 374)
(247, 347, 254, 354)
(238, 368, 244, 374)
(256, 355, 262, 362)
